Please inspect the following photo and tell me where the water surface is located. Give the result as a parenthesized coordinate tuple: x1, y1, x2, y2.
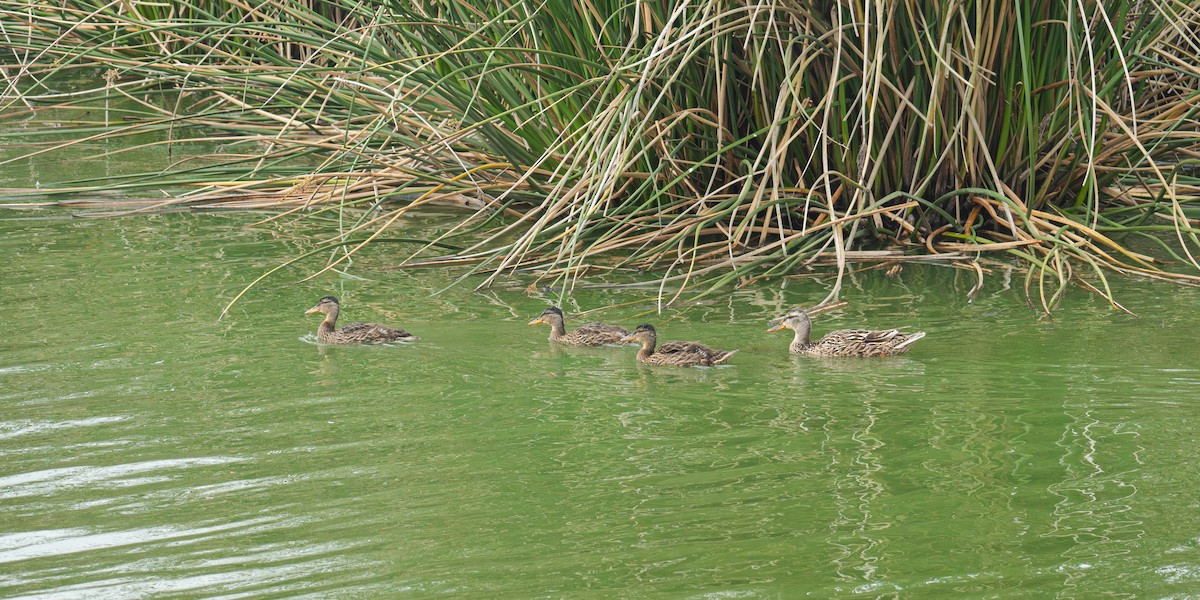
(1, 211, 1199, 598)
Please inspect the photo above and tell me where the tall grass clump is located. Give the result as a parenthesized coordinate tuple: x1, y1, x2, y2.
(2, 0, 1199, 311)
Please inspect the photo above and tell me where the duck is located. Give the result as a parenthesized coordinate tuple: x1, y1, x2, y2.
(305, 296, 416, 344)
(619, 324, 737, 366)
(528, 306, 629, 346)
(768, 309, 924, 357)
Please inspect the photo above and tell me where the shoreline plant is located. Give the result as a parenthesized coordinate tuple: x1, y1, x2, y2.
(1, 0, 1198, 313)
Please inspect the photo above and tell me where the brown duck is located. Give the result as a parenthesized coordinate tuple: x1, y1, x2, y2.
(768, 309, 924, 357)
(305, 296, 416, 344)
(528, 306, 629, 346)
(619, 324, 737, 366)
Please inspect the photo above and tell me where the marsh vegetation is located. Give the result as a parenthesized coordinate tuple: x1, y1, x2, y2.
(2, 0, 1199, 312)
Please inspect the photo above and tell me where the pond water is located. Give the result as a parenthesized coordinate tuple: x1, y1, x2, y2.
(2, 208, 1199, 598)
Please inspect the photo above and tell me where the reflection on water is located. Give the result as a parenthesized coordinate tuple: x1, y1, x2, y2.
(1, 212, 1199, 597)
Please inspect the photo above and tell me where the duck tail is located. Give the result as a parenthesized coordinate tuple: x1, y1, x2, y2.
(895, 331, 926, 349)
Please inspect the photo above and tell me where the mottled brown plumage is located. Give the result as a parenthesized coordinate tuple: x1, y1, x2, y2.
(528, 306, 629, 346)
(619, 324, 737, 366)
(768, 309, 924, 357)
(305, 296, 416, 344)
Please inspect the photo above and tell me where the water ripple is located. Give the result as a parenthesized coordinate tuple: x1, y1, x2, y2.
(0, 416, 128, 441)
(0, 457, 248, 500)
(0, 518, 277, 565)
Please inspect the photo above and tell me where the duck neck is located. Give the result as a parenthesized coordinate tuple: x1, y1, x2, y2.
(792, 314, 813, 350)
(637, 334, 657, 360)
(547, 315, 567, 339)
(320, 307, 339, 334)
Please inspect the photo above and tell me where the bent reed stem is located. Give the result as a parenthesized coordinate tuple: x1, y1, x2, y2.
(2, 0, 1199, 313)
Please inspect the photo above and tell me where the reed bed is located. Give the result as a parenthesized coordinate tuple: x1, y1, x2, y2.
(2, 0, 1199, 311)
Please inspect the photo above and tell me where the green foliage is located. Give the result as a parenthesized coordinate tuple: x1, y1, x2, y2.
(2, 0, 1199, 310)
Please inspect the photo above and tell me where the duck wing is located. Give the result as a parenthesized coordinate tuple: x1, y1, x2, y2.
(658, 340, 715, 355)
(575, 322, 629, 336)
(561, 321, 629, 345)
(338, 321, 415, 342)
(656, 340, 737, 364)
(816, 327, 921, 356)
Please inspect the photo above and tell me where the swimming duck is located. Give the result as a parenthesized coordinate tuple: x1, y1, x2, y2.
(305, 296, 416, 344)
(768, 309, 924, 357)
(528, 306, 629, 346)
(619, 324, 737, 366)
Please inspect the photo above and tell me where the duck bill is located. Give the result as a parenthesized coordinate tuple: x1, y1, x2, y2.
(618, 335, 635, 344)
(305, 306, 322, 315)
(527, 317, 543, 326)
(767, 322, 786, 332)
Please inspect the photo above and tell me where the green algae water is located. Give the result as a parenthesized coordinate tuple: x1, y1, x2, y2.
(2, 210, 1200, 598)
